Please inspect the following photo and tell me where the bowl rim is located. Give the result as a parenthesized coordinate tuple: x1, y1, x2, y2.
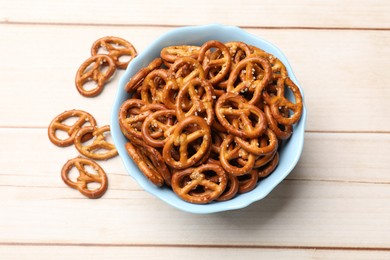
(110, 23, 307, 214)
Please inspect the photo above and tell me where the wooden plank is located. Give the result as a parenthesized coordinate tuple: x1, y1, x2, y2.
(0, 177, 389, 248)
(1, 129, 390, 183)
(0, 24, 389, 132)
(0, 129, 390, 248)
(1, 0, 390, 29)
(291, 133, 390, 183)
(1, 245, 390, 260)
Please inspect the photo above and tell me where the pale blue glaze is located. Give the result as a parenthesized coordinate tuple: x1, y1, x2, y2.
(110, 24, 307, 214)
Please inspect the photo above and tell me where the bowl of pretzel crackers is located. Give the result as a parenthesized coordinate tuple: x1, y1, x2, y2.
(111, 24, 307, 214)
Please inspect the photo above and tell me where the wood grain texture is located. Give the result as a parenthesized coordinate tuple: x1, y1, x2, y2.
(1, 0, 389, 29)
(1, 176, 389, 248)
(0, 245, 390, 260)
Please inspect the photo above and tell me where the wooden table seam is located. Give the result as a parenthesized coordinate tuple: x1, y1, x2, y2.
(1, 20, 390, 31)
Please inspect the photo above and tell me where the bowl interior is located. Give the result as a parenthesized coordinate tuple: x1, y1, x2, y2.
(111, 24, 307, 214)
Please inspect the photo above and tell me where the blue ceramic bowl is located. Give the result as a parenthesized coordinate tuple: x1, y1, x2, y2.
(111, 24, 307, 214)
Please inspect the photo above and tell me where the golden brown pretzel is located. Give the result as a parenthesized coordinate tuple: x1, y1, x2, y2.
(251, 136, 278, 168)
(119, 99, 166, 140)
(219, 135, 256, 176)
(75, 54, 116, 97)
(257, 152, 279, 178)
(141, 109, 177, 148)
(206, 159, 239, 202)
(226, 56, 272, 104)
(160, 45, 200, 64)
(61, 157, 108, 199)
(141, 69, 177, 105)
(250, 46, 288, 78)
(210, 130, 227, 154)
(266, 77, 303, 125)
(91, 36, 137, 69)
(215, 93, 267, 138)
(74, 125, 118, 160)
(163, 116, 211, 169)
(264, 104, 292, 140)
(119, 99, 147, 140)
(175, 77, 215, 125)
(125, 142, 166, 187)
(48, 109, 97, 147)
(169, 57, 205, 88)
(225, 41, 252, 67)
(234, 128, 278, 156)
(198, 40, 232, 85)
(171, 163, 227, 204)
(237, 169, 259, 194)
(125, 58, 163, 93)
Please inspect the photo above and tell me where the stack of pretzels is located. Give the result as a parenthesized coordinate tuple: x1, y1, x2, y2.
(119, 40, 303, 204)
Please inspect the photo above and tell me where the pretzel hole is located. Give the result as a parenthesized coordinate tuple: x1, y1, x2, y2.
(284, 86, 295, 104)
(278, 123, 288, 131)
(96, 47, 109, 55)
(118, 54, 131, 63)
(55, 129, 71, 140)
(171, 147, 181, 161)
(99, 63, 112, 75)
(87, 182, 102, 190)
(82, 80, 99, 91)
(84, 164, 99, 175)
(248, 113, 261, 126)
(208, 48, 219, 55)
(237, 173, 252, 182)
(176, 64, 192, 78)
(190, 184, 206, 195)
(79, 134, 95, 147)
(68, 167, 81, 183)
(187, 144, 198, 158)
(193, 170, 220, 194)
(241, 88, 255, 101)
(182, 175, 206, 195)
(231, 158, 245, 168)
(61, 116, 80, 126)
(104, 132, 114, 144)
(143, 89, 155, 104)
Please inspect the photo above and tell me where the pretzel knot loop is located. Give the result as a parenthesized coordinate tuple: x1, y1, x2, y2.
(198, 40, 232, 85)
(61, 157, 108, 199)
(215, 93, 267, 138)
(75, 54, 116, 97)
(235, 128, 278, 156)
(119, 99, 166, 140)
(141, 109, 177, 148)
(91, 36, 138, 69)
(48, 109, 97, 147)
(219, 135, 256, 176)
(265, 77, 303, 125)
(141, 69, 177, 106)
(176, 77, 215, 125)
(171, 163, 228, 204)
(163, 116, 211, 169)
(74, 125, 118, 160)
(168, 57, 205, 87)
(160, 45, 200, 66)
(226, 56, 272, 104)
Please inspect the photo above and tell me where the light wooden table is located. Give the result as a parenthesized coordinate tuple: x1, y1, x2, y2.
(1, 1, 390, 259)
